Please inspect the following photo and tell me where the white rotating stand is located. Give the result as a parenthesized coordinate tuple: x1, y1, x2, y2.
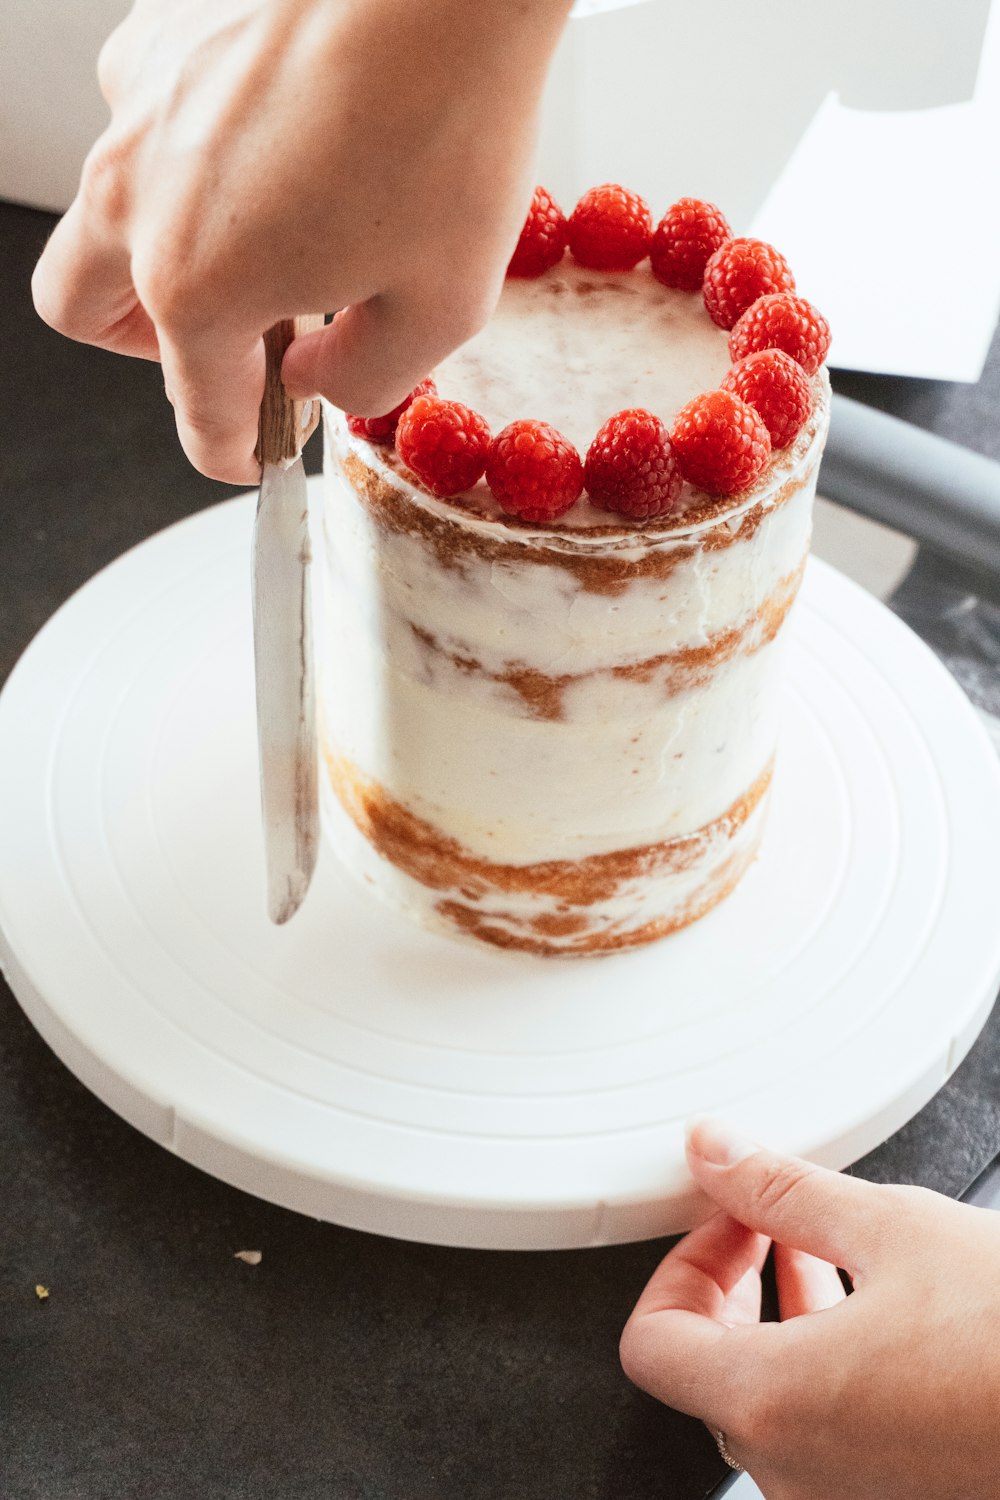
(2, 488, 1000, 1250)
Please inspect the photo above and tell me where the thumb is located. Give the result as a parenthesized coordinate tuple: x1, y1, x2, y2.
(282, 286, 485, 418)
(686, 1117, 891, 1277)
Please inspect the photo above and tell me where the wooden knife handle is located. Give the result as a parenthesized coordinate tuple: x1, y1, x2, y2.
(255, 314, 325, 465)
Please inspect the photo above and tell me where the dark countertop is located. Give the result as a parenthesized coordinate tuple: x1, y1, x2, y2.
(2, 198, 1000, 1500)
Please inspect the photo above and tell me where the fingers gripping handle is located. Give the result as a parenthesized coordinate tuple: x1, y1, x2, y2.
(255, 315, 325, 465)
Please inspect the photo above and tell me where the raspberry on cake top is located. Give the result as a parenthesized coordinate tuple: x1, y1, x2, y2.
(345, 185, 830, 531)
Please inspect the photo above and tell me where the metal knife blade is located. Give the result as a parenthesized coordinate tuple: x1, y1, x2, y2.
(252, 316, 324, 924)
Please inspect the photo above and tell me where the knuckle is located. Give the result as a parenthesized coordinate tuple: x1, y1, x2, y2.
(79, 139, 132, 230)
(31, 246, 94, 342)
(32, 288, 77, 340)
(875, 1182, 944, 1242)
(30, 259, 73, 336)
(172, 405, 258, 485)
(617, 1317, 645, 1386)
(133, 253, 205, 335)
(442, 291, 492, 350)
(753, 1157, 818, 1219)
(176, 396, 238, 448)
(616, 1314, 675, 1405)
(178, 434, 254, 486)
(132, 220, 232, 338)
(414, 280, 494, 359)
(337, 376, 410, 419)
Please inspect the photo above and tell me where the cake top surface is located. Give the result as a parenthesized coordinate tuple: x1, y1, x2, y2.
(332, 190, 831, 541)
(434, 262, 733, 462)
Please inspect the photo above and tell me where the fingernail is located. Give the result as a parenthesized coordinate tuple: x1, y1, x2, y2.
(685, 1116, 758, 1167)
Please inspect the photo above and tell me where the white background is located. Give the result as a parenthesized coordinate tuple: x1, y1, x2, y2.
(3, 0, 999, 379)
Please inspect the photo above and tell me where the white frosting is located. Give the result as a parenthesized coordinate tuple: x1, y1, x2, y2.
(319, 439, 818, 858)
(324, 427, 815, 676)
(316, 265, 830, 949)
(433, 262, 734, 460)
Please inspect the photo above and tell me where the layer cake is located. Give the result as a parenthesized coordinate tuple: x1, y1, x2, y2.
(318, 245, 830, 955)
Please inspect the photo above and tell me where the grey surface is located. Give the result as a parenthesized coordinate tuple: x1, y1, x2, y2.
(820, 392, 1000, 577)
(2, 198, 1000, 1500)
(0, 987, 717, 1500)
(833, 352, 1000, 465)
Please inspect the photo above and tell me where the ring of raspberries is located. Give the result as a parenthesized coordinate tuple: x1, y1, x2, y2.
(346, 187, 831, 523)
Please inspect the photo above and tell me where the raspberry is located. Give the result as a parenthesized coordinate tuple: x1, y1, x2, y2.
(395, 395, 491, 498)
(346, 378, 436, 442)
(729, 292, 832, 376)
(650, 198, 732, 291)
(722, 350, 813, 450)
(584, 409, 682, 520)
(670, 389, 771, 496)
(702, 238, 795, 329)
(486, 420, 584, 523)
(507, 186, 568, 278)
(567, 184, 651, 271)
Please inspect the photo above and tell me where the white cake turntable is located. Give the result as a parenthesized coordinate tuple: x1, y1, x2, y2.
(2, 486, 999, 1249)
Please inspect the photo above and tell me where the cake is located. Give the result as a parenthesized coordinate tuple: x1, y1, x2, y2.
(317, 191, 831, 955)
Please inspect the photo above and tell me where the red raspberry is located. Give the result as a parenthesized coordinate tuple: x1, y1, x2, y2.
(486, 420, 584, 523)
(347, 378, 436, 442)
(702, 238, 795, 329)
(650, 198, 732, 291)
(670, 389, 771, 496)
(584, 409, 682, 520)
(567, 184, 652, 271)
(507, 186, 568, 278)
(722, 350, 813, 450)
(729, 292, 832, 376)
(395, 395, 491, 498)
